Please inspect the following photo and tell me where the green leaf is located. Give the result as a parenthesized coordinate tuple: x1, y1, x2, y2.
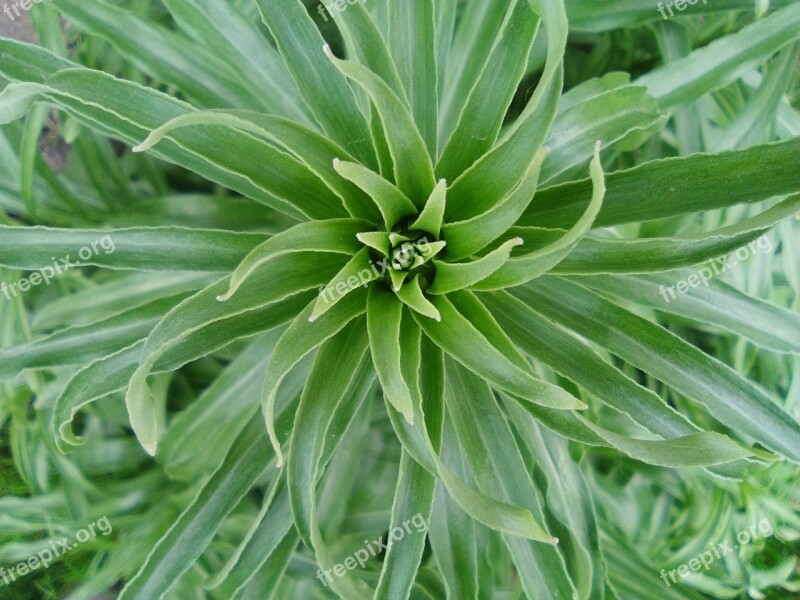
(254, 0, 376, 168)
(0, 295, 184, 380)
(0, 63, 343, 219)
(542, 82, 664, 183)
(409, 179, 447, 237)
(637, 4, 800, 110)
(216, 219, 369, 302)
(438, 0, 512, 145)
(324, 46, 437, 207)
(118, 413, 290, 600)
(428, 237, 524, 294)
(159, 0, 308, 121)
(286, 320, 375, 600)
(414, 294, 586, 410)
(517, 277, 800, 463)
(441, 147, 548, 261)
(565, 0, 797, 32)
(50, 0, 258, 109)
(131, 109, 379, 221)
(33, 272, 215, 330)
(436, 0, 539, 181)
(444, 0, 567, 221)
(444, 360, 578, 599)
(125, 254, 343, 455)
(52, 292, 310, 454)
(374, 450, 436, 600)
(159, 332, 287, 480)
(388, 0, 438, 156)
(385, 314, 556, 543)
(204, 478, 293, 594)
(332, 159, 417, 229)
(395, 275, 441, 321)
(0, 225, 265, 272)
(521, 138, 800, 229)
(262, 288, 368, 466)
(326, 0, 406, 100)
(311, 248, 380, 322)
(473, 142, 605, 289)
(576, 271, 800, 355)
(551, 194, 800, 274)
(367, 286, 415, 422)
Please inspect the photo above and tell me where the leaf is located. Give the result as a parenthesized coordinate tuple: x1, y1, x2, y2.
(551, 194, 800, 274)
(286, 320, 375, 600)
(565, 0, 797, 32)
(159, 0, 308, 121)
(324, 46, 437, 207)
(521, 138, 800, 229)
(472, 141, 605, 289)
(204, 478, 293, 593)
(131, 109, 379, 220)
(310, 248, 380, 322)
(0, 225, 265, 272)
(52, 292, 310, 453)
(410, 178, 447, 238)
(326, 0, 406, 99)
(118, 413, 291, 600)
(637, 3, 800, 110)
(216, 219, 369, 302)
(0, 51, 342, 219)
(428, 237, 524, 294)
(367, 286, 415, 422)
(442, 147, 548, 261)
(443, 359, 578, 600)
(50, 0, 257, 109)
(0, 295, 184, 380)
(125, 254, 344, 455)
(262, 288, 368, 467)
(414, 294, 586, 410)
(395, 275, 441, 321)
(388, 0, 438, 156)
(444, 0, 568, 221)
(542, 83, 664, 183)
(332, 159, 417, 229)
(576, 272, 800, 355)
(385, 313, 556, 543)
(374, 451, 436, 600)
(436, 0, 539, 181)
(517, 277, 800, 463)
(437, 0, 513, 145)
(33, 272, 216, 330)
(253, 0, 376, 167)
(158, 332, 285, 480)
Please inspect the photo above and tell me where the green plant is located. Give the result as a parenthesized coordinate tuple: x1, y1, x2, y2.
(0, 1, 799, 598)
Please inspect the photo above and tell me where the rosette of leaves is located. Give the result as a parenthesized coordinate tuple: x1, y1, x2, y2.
(1, 0, 800, 598)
